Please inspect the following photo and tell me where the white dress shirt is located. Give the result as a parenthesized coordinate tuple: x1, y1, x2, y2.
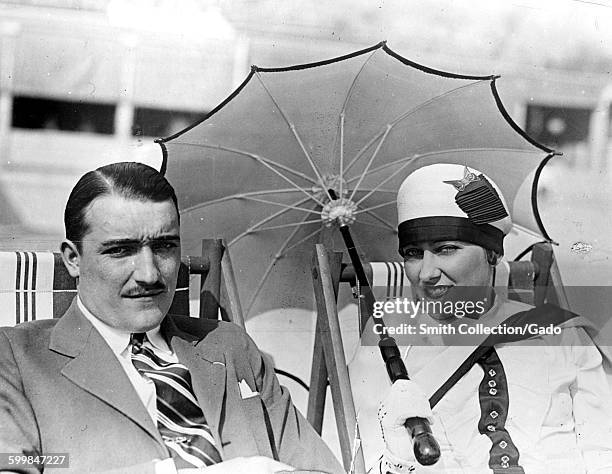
(77, 296, 180, 422)
(77, 297, 180, 474)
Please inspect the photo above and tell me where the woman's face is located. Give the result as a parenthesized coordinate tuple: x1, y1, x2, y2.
(402, 240, 494, 319)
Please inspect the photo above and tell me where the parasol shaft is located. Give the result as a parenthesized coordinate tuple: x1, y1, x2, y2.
(336, 223, 441, 466)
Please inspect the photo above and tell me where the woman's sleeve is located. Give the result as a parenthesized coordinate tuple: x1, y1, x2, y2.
(569, 327, 612, 472)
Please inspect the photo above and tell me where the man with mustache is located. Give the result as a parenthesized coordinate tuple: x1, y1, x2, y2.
(0, 162, 342, 474)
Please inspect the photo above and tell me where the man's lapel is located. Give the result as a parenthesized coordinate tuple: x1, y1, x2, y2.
(49, 300, 163, 446)
(162, 316, 227, 444)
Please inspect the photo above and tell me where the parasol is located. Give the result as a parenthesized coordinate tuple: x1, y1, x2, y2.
(159, 41, 556, 319)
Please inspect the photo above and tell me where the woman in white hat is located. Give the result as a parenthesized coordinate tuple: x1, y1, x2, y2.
(349, 163, 612, 474)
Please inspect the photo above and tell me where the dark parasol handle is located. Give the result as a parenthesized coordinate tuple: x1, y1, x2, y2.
(379, 340, 441, 466)
(336, 222, 441, 465)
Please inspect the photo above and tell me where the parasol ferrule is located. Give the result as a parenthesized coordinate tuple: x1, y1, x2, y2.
(321, 198, 358, 227)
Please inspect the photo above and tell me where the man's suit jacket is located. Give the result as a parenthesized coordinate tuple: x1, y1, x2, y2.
(0, 300, 343, 473)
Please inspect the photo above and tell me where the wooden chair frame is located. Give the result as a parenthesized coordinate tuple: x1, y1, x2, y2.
(186, 238, 244, 327)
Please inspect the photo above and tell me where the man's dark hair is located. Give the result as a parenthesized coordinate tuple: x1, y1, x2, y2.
(64, 162, 179, 250)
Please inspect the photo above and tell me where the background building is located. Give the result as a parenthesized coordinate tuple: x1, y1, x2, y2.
(1, 0, 611, 244)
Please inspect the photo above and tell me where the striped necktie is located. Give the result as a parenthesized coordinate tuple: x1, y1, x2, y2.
(130, 333, 222, 468)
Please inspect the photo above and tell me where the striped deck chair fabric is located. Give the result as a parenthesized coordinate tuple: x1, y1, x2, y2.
(365, 258, 525, 304)
(367, 259, 517, 299)
(369, 261, 408, 300)
(0, 251, 75, 326)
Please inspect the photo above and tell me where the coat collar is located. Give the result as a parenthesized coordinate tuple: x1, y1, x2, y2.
(48, 298, 95, 358)
(49, 299, 164, 446)
(49, 301, 227, 451)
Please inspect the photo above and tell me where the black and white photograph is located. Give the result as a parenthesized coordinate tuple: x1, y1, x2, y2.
(1, 1, 612, 472)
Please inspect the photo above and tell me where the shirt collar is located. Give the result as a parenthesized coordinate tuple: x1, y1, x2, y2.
(77, 296, 171, 356)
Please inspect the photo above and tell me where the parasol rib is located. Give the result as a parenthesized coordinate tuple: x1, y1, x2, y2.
(359, 208, 397, 232)
(252, 219, 322, 232)
(238, 196, 323, 215)
(351, 147, 544, 211)
(347, 155, 421, 183)
(339, 48, 379, 113)
(283, 226, 324, 255)
(348, 125, 392, 202)
(355, 188, 397, 194)
(343, 129, 396, 177)
(347, 147, 543, 186)
(173, 142, 319, 185)
(228, 196, 313, 247)
(243, 211, 319, 316)
(351, 219, 398, 232)
(337, 49, 379, 200)
(254, 72, 334, 203)
(339, 113, 345, 199)
(181, 188, 309, 214)
(355, 200, 396, 214)
(173, 142, 324, 205)
(352, 153, 419, 206)
(355, 157, 423, 205)
(184, 188, 397, 216)
(343, 80, 491, 176)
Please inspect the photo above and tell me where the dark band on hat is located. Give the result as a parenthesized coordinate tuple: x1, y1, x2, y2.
(398, 216, 504, 255)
